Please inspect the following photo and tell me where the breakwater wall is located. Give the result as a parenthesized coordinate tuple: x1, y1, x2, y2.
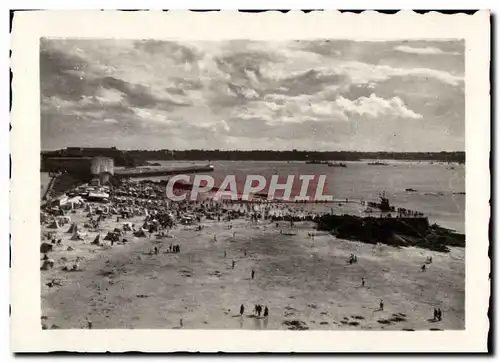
(114, 164, 214, 179)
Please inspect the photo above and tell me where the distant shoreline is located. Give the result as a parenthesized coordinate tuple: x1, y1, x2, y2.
(41, 148, 465, 167)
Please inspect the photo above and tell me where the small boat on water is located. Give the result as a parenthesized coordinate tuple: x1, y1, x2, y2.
(305, 160, 328, 165)
(328, 162, 347, 168)
(367, 161, 389, 166)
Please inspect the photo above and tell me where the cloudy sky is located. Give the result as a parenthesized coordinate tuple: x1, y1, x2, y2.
(40, 38, 464, 151)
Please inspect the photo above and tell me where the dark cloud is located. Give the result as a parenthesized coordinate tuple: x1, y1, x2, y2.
(165, 78, 204, 96)
(134, 40, 202, 63)
(40, 43, 192, 110)
(269, 69, 348, 96)
(294, 39, 343, 57)
(296, 39, 465, 76)
(340, 84, 374, 101)
(97, 76, 190, 108)
(40, 47, 94, 101)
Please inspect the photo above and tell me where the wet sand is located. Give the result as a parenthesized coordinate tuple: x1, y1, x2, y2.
(41, 210, 464, 330)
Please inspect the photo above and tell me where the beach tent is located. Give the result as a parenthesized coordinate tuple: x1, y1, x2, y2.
(67, 196, 85, 209)
(104, 232, 120, 242)
(40, 242, 53, 253)
(47, 220, 60, 229)
(41, 259, 55, 270)
(66, 223, 78, 234)
(92, 234, 100, 245)
(134, 229, 147, 237)
(71, 231, 84, 241)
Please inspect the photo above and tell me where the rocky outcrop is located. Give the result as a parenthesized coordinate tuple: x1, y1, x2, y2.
(316, 215, 464, 252)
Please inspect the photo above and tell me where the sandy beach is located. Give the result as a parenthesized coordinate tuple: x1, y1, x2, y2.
(41, 205, 464, 331)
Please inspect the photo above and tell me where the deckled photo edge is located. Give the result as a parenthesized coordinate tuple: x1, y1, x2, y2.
(10, 10, 490, 352)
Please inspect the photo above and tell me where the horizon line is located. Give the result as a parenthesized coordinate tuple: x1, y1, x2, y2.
(41, 148, 465, 153)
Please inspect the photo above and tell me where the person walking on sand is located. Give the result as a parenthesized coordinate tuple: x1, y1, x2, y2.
(244, 249, 247, 257)
(251, 269, 255, 279)
(87, 318, 92, 329)
(361, 277, 365, 287)
(263, 306, 269, 317)
(232, 260, 236, 269)
(379, 299, 384, 311)
(180, 318, 183, 328)
(437, 308, 442, 321)
(240, 304, 245, 316)
(433, 308, 438, 321)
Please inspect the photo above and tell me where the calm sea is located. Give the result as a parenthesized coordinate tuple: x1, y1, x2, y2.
(139, 160, 465, 234)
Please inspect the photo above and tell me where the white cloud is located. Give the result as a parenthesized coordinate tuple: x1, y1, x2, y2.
(132, 108, 174, 125)
(394, 45, 460, 55)
(219, 119, 231, 132)
(336, 94, 423, 120)
(95, 87, 124, 104)
(337, 62, 463, 86)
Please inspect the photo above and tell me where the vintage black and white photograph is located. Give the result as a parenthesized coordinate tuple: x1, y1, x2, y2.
(10, 10, 489, 352)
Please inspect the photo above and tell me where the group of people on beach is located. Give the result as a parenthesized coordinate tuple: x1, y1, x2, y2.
(433, 308, 443, 321)
(239, 304, 269, 318)
(152, 244, 180, 255)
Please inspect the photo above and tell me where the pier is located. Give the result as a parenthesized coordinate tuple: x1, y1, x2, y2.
(114, 164, 214, 179)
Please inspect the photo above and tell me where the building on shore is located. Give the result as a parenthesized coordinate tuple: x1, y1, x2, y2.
(41, 156, 115, 184)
